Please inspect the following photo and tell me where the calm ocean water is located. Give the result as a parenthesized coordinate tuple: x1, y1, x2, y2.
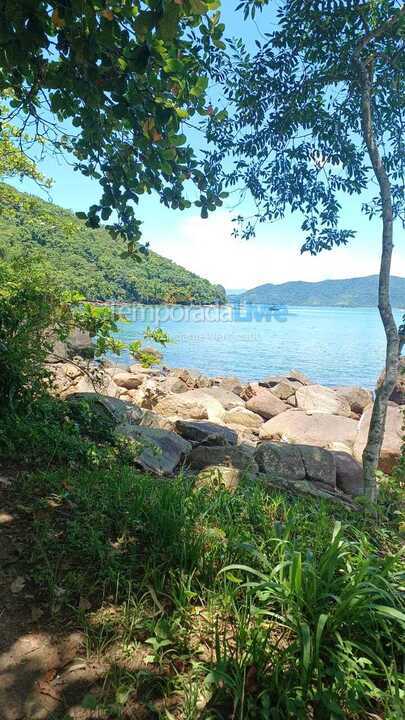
(111, 304, 404, 389)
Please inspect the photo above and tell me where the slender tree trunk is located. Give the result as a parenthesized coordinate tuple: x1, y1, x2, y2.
(358, 60, 399, 500)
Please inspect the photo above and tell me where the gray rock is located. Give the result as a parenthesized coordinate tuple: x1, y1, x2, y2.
(332, 451, 364, 497)
(255, 442, 306, 481)
(259, 374, 286, 388)
(297, 444, 336, 487)
(67, 392, 143, 425)
(261, 477, 356, 510)
(255, 442, 336, 487)
(246, 388, 289, 419)
(175, 420, 237, 447)
(188, 445, 258, 477)
(116, 424, 192, 475)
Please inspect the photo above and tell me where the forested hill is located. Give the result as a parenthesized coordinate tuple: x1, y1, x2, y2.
(238, 275, 405, 307)
(0, 184, 225, 305)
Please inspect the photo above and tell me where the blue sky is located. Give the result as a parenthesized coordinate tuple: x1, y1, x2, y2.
(10, 3, 405, 290)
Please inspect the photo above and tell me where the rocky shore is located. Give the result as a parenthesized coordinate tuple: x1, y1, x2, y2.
(49, 354, 404, 507)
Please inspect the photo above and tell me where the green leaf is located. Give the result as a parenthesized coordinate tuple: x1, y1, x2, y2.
(81, 694, 98, 710)
(172, 134, 187, 146)
(159, 7, 179, 40)
(190, 0, 209, 14)
(190, 75, 209, 97)
(374, 605, 405, 624)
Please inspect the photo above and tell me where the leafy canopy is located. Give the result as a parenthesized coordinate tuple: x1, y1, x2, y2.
(207, 0, 404, 254)
(0, 0, 225, 245)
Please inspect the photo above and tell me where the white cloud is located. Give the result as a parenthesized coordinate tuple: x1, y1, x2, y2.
(149, 211, 405, 289)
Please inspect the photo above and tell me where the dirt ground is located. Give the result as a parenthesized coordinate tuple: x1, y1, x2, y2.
(0, 470, 106, 720)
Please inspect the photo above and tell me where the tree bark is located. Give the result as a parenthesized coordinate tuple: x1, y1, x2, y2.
(357, 59, 399, 500)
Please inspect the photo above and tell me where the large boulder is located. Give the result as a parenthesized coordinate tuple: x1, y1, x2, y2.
(112, 371, 144, 390)
(246, 388, 289, 419)
(188, 445, 258, 477)
(259, 369, 312, 389)
(217, 376, 244, 396)
(195, 466, 242, 492)
(129, 363, 162, 377)
(169, 368, 213, 389)
(202, 387, 245, 410)
(270, 380, 297, 401)
(353, 402, 403, 473)
(129, 378, 165, 409)
(298, 444, 336, 487)
(255, 442, 305, 481)
(64, 370, 120, 398)
(175, 420, 237, 447)
(225, 424, 260, 447)
(332, 452, 364, 497)
(154, 389, 225, 421)
(259, 374, 286, 389)
(255, 442, 336, 487)
(161, 376, 189, 394)
(287, 369, 313, 386)
(335, 386, 373, 415)
(116, 424, 191, 475)
(224, 406, 263, 429)
(259, 410, 358, 449)
(140, 410, 177, 432)
(49, 361, 83, 395)
(377, 357, 405, 405)
(296, 384, 352, 417)
(67, 392, 143, 425)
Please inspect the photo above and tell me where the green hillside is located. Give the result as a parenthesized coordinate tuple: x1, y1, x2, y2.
(0, 184, 225, 305)
(238, 276, 405, 308)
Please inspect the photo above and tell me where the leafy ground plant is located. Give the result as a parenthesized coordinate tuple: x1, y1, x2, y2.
(9, 464, 404, 720)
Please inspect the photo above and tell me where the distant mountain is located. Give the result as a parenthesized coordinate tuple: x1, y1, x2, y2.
(238, 275, 405, 308)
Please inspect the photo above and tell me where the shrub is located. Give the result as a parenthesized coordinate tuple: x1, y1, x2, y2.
(0, 255, 62, 405)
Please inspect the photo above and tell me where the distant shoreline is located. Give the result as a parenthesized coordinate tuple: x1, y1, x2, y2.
(89, 299, 405, 311)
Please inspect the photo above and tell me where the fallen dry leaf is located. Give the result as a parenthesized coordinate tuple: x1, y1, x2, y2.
(43, 669, 57, 683)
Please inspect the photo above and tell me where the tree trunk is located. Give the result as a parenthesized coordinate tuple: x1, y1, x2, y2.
(358, 60, 399, 500)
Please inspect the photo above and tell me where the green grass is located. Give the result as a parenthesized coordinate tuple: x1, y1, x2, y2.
(15, 463, 405, 720)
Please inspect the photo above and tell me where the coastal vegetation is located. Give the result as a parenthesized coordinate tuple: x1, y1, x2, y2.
(0, 184, 226, 305)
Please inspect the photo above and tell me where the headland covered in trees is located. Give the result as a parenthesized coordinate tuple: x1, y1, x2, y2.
(0, 183, 226, 305)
